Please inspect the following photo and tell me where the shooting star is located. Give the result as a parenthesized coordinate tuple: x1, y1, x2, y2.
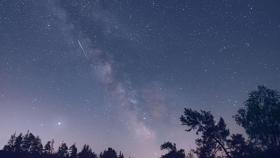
(77, 40, 87, 58)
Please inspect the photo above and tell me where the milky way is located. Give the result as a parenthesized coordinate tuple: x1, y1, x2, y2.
(0, 1, 280, 158)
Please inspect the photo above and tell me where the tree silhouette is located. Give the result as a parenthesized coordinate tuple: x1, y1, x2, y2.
(3, 133, 16, 152)
(78, 144, 97, 158)
(235, 85, 280, 150)
(2, 131, 44, 155)
(178, 86, 280, 158)
(69, 144, 78, 158)
(14, 133, 23, 153)
(160, 142, 185, 158)
(118, 152, 124, 158)
(20, 131, 43, 154)
(21, 131, 34, 152)
(1, 131, 126, 158)
(227, 134, 253, 158)
(186, 151, 195, 158)
(44, 140, 55, 155)
(29, 136, 43, 154)
(2, 86, 279, 158)
(100, 148, 118, 158)
(180, 108, 231, 158)
(57, 143, 69, 158)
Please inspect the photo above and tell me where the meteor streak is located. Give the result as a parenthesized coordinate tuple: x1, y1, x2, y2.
(77, 40, 87, 57)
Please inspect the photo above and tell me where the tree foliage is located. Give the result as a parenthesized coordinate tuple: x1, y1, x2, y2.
(78, 144, 97, 158)
(100, 148, 118, 158)
(226, 134, 252, 158)
(57, 143, 69, 158)
(69, 144, 78, 158)
(1, 131, 125, 158)
(160, 142, 185, 158)
(1, 85, 280, 158)
(44, 140, 55, 155)
(180, 108, 231, 158)
(179, 85, 280, 158)
(235, 85, 280, 149)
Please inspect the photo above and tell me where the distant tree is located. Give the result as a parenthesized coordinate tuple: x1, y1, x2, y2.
(100, 148, 118, 158)
(1, 131, 127, 158)
(20, 131, 43, 154)
(118, 151, 124, 158)
(78, 144, 97, 158)
(186, 151, 195, 158)
(227, 134, 253, 158)
(3, 133, 17, 152)
(180, 108, 231, 158)
(29, 136, 43, 154)
(160, 142, 185, 158)
(44, 140, 54, 155)
(21, 131, 33, 152)
(57, 143, 69, 158)
(44, 141, 51, 154)
(14, 133, 23, 152)
(195, 137, 217, 158)
(69, 144, 78, 158)
(235, 86, 280, 150)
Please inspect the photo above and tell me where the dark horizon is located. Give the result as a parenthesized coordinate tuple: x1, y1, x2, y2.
(1, 0, 280, 158)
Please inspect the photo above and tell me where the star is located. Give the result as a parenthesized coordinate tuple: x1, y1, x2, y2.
(57, 122, 62, 126)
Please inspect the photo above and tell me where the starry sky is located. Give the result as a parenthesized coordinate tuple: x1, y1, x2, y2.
(0, 0, 280, 158)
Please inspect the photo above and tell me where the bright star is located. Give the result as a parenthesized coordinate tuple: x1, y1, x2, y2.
(57, 122, 62, 126)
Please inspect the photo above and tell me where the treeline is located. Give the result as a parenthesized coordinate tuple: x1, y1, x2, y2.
(0, 131, 124, 158)
(160, 86, 280, 158)
(1, 85, 280, 158)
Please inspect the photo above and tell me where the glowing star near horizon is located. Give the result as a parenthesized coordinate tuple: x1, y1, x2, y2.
(57, 121, 62, 126)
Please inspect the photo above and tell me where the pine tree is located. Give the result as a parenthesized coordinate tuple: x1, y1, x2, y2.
(29, 136, 43, 154)
(57, 142, 69, 158)
(69, 144, 78, 158)
(160, 142, 185, 158)
(21, 131, 31, 152)
(235, 85, 280, 149)
(44, 141, 52, 154)
(78, 144, 97, 158)
(100, 148, 118, 158)
(21, 131, 35, 153)
(118, 151, 124, 158)
(180, 109, 231, 158)
(14, 133, 23, 152)
(3, 133, 16, 152)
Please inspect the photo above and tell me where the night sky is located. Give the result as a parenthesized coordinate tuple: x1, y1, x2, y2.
(0, 0, 280, 158)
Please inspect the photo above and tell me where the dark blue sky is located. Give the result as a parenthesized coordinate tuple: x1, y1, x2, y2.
(0, 0, 280, 157)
